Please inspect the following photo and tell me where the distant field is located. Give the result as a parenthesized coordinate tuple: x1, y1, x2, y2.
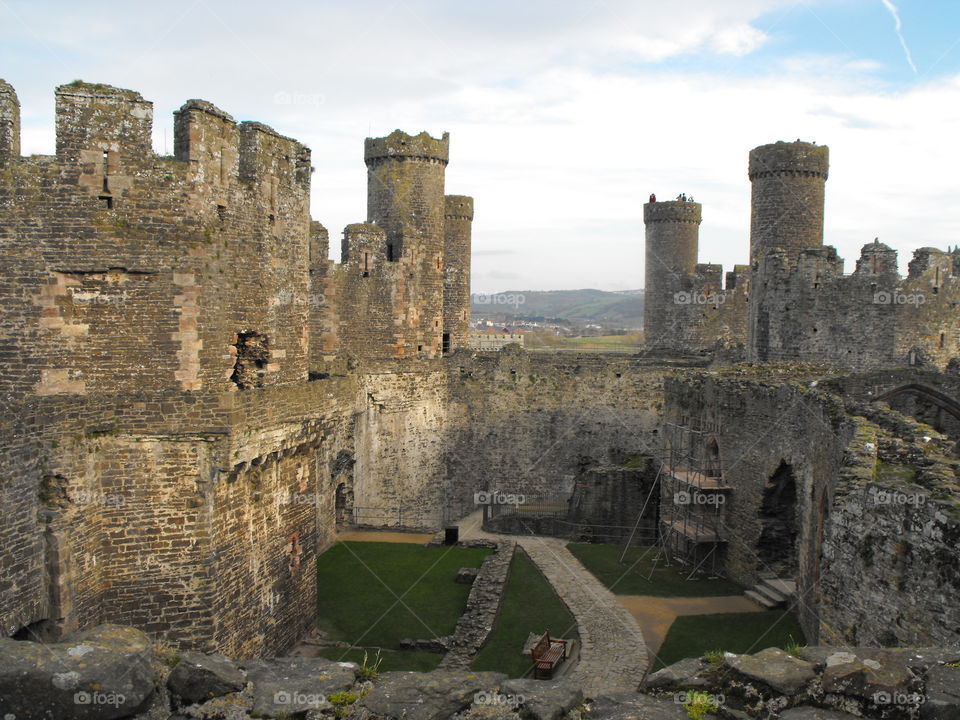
(525, 333, 644, 352)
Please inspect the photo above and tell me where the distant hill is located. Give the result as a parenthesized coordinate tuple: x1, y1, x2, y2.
(471, 288, 644, 328)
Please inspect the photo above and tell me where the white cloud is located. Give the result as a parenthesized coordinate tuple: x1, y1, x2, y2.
(3, 0, 958, 292)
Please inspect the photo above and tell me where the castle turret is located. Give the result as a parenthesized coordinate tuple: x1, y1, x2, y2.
(854, 239, 898, 277)
(643, 200, 701, 346)
(364, 130, 449, 356)
(365, 130, 449, 260)
(55, 82, 153, 164)
(0, 79, 20, 166)
(443, 195, 473, 353)
(174, 100, 239, 192)
(748, 141, 828, 265)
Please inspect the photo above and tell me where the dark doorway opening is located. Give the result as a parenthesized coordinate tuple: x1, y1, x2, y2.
(704, 437, 722, 478)
(442, 333, 450, 354)
(757, 460, 798, 578)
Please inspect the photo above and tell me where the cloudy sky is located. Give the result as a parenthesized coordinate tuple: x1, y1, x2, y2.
(3, 0, 959, 292)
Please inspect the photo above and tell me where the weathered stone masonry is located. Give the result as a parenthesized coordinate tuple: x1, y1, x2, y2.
(0, 81, 473, 656)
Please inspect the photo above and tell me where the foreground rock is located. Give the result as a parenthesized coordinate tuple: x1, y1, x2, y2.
(922, 663, 960, 719)
(724, 647, 817, 695)
(167, 651, 246, 705)
(242, 657, 358, 717)
(643, 645, 960, 720)
(355, 670, 508, 720)
(0, 625, 156, 720)
(642, 657, 713, 690)
(585, 692, 690, 719)
(501, 678, 583, 720)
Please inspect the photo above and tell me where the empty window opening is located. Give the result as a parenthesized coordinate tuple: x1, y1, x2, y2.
(939, 332, 945, 349)
(99, 195, 113, 209)
(363, 252, 370, 277)
(387, 243, 395, 262)
(101, 150, 110, 192)
(268, 213, 275, 224)
(217, 204, 227, 223)
(704, 437, 722, 478)
(417, 344, 423, 352)
(442, 333, 450, 354)
(230, 331, 270, 389)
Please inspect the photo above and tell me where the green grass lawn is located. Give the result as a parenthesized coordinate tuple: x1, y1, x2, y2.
(654, 610, 806, 670)
(315, 541, 491, 669)
(567, 543, 744, 597)
(471, 547, 578, 678)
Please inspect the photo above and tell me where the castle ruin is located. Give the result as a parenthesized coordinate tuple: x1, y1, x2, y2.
(1, 81, 957, 680)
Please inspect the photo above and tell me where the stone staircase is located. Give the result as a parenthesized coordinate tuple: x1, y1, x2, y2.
(745, 575, 797, 609)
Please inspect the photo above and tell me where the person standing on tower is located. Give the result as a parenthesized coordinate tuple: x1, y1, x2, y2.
(649, 193, 656, 202)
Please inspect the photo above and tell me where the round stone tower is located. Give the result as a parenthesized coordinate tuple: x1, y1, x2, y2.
(748, 141, 829, 265)
(443, 195, 473, 353)
(364, 130, 449, 261)
(364, 130, 449, 356)
(643, 200, 701, 346)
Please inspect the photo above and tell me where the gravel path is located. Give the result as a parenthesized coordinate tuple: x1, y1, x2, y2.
(458, 511, 650, 695)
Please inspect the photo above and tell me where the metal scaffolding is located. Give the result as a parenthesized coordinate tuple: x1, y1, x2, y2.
(657, 419, 731, 577)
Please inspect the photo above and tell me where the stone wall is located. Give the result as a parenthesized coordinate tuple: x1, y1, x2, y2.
(444, 348, 689, 516)
(748, 242, 960, 369)
(663, 367, 960, 648)
(0, 377, 362, 655)
(352, 362, 450, 528)
(664, 370, 853, 641)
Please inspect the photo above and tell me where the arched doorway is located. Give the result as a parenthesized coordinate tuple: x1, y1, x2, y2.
(874, 384, 960, 439)
(757, 461, 798, 578)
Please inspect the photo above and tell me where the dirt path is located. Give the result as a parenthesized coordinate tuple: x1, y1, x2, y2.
(335, 530, 436, 544)
(616, 595, 763, 661)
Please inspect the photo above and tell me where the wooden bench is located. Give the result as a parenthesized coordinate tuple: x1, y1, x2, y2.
(530, 632, 567, 679)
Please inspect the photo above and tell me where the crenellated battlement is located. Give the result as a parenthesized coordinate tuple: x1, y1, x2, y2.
(364, 129, 449, 165)
(444, 194, 474, 220)
(643, 200, 702, 224)
(54, 81, 154, 163)
(1, 81, 311, 200)
(751, 240, 960, 367)
(748, 140, 829, 180)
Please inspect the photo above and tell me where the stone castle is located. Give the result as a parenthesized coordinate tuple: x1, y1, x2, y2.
(1, 79, 957, 677)
(644, 141, 960, 367)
